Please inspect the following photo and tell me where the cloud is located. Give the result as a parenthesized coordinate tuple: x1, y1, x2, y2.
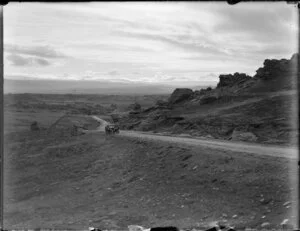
(6, 54, 51, 66)
(4, 2, 297, 85)
(5, 44, 66, 59)
(6, 54, 31, 66)
(4, 73, 40, 80)
(113, 30, 229, 56)
(5, 44, 65, 67)
(35, 58, 51, 66)
(212, 4, 297, 43)
(108, 70, 119, 76)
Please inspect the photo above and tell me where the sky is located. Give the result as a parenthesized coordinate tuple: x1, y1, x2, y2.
(3, 2, 298, 87)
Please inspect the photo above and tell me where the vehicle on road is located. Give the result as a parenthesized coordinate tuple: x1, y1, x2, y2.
(105, 124, 120, 135)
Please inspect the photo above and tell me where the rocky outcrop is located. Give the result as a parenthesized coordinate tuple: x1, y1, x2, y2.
(254, 53, 298, 80)
(217, 72, 252, 88)
(194, 87, 213, 97)
(168, 88, 194, 104)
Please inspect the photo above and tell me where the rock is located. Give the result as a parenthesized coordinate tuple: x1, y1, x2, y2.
(168, 88, 194, 104)
(283, 201, 291, 206)
(128, 225, 145, 231)
(217, 72, 252, 88)
(30, 121, 40, 131)
(208, 221, 219, 227)
(199, 95, 218, 105)
(281, 218, 294, 229)
(205, 227, 219, 231)
(128, 102, 142, 111)
(230, 129, 258, 142)
(156, 100, 168, 106)
(89, 228, 102, 231)
(254, 54, 298, 80)
(281, 219, 289, 226)
(261, 222, 270, 228)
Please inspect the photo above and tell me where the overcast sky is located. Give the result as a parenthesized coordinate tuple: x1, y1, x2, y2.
(4, 2, 298, 86)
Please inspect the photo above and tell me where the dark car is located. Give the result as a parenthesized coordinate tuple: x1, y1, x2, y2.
(105, 124, 120, 135)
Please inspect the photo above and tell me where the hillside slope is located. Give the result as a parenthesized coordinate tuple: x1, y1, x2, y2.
(4, 130, 297, 230)
(118, 54, 298, 145)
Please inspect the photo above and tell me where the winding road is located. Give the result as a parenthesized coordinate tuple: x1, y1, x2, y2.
(91, 116, 298, 160)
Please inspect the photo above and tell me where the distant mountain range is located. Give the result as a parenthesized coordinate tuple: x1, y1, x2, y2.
(4, 79, 213, 95)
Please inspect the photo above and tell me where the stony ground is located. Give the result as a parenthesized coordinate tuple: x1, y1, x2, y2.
(4, 128, 298, 230)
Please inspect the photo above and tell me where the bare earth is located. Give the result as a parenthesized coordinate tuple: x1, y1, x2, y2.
(3, 116, 298, 230)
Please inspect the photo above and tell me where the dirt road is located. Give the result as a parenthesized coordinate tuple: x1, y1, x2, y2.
(121, 130, 298, 159)
(91, 115, 109, 131)
(92, 116, 298, 160)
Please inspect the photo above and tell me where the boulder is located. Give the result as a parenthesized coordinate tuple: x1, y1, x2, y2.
(217, 72, 252, 88)
(230, 129, 258, 142)
(261, 222, 270, 228)
(30, 121, 40, 131)
(199, 95, 218, 104)
(168, 88, 193, 104)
